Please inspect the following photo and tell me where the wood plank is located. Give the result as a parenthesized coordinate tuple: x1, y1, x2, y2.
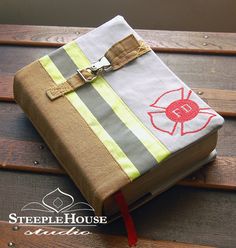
(1, 45, 236, 91)
(2, 81, 236, 118)
(0, 138, 61, 174)
(1, 78, 235, 117)
(179, 156, 236, 190)
(0, 25, 235, 248)
(3, 101, 235, 154)
(1, 45, 236, 100)
(0, 24, 236, 55)
(0, 138, 235, 191)
(0, 45, 236, 116)
(0, 221, 213, 248)
(192, 88, 236, 117)
(0, 45, 53, 102)
(0, 102, 235, 191)
(0, 73, 14, 101)
(0, 170, 235, 247)
(0, 49, 235, 117)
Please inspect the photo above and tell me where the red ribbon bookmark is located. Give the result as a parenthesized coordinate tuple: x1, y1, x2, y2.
(115, 191, 138, 247)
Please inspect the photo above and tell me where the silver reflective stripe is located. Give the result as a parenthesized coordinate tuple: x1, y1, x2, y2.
(50, 48, 76, 79)
(49, 48, 158, 174)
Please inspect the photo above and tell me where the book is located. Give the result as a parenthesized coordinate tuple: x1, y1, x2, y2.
(14, 16, 224, 219)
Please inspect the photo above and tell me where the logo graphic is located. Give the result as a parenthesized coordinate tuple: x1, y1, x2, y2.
(21, 188, 94, 214)
(9, 188, 107, 236)
(148, 87, 216, 136)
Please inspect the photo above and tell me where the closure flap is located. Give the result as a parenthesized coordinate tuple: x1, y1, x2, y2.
(46, 34, 151, 100)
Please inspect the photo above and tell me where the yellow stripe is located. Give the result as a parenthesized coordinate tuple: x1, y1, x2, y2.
(40, 55, 140, 181)
(64, 41, 170, 163)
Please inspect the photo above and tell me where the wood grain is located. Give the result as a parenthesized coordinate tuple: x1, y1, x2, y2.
(0, 137, 235, 190)
(0, 138, 61, 174)
(192, 88, 236, 117)
(0, 101, 235, 191)
(1, 45, 236, 91)
(0, 45, 53, 102)
(1, 45, 236, 100)
(0, 221, 214, 248)
(0, 25, 235, 248)
(0, 24, 236, 55)
(0, 47, 235, 117)
(0, 170, 235, 247)
(0, 73, 14, 101)
(21, 100, 236, 145)
(179, 156, 236, 190)
(1, 77, 235, 116)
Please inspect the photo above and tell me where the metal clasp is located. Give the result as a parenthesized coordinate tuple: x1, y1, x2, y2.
(77, 56, 111, 83)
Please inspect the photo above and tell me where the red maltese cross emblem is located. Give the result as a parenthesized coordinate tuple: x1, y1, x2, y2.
(148, 87, 216, 136)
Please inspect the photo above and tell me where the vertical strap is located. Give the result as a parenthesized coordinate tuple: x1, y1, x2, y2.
(105, 34, 151, 70)
(115, 191, 138, 247)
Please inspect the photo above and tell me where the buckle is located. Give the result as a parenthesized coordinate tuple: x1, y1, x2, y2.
(77, 56, 111, 83)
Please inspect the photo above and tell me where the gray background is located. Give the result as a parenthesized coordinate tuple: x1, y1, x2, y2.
(0, 0, 235, 32)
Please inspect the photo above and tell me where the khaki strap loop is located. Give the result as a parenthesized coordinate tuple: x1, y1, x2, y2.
(105, 35, 151, 70)
(46, 34, 151, 100)
(46, 70, 94, 100)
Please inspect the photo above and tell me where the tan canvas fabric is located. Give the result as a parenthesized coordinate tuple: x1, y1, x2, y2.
(104, 131, 218, 216)
(46, 69, 95, 100)
(14, 61, 130, 215)
(105, 34, 151, 70)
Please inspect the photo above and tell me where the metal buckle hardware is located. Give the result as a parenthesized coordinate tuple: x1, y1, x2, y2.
(77, 56, 112, 83)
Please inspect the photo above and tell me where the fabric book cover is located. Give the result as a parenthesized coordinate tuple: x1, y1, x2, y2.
(13, 16, 224, 220)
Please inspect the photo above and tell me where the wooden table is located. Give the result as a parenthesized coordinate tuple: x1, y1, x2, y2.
(0, 25, 235, 248)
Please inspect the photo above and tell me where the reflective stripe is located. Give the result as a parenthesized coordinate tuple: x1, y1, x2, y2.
(40, 55, 140, 181)
(64, 41, 170, 163)
(50, 47, 80, 79)
(49, 48, 158, 174)
(40, 55, 65, 84)
(76, 84, 157, 174)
